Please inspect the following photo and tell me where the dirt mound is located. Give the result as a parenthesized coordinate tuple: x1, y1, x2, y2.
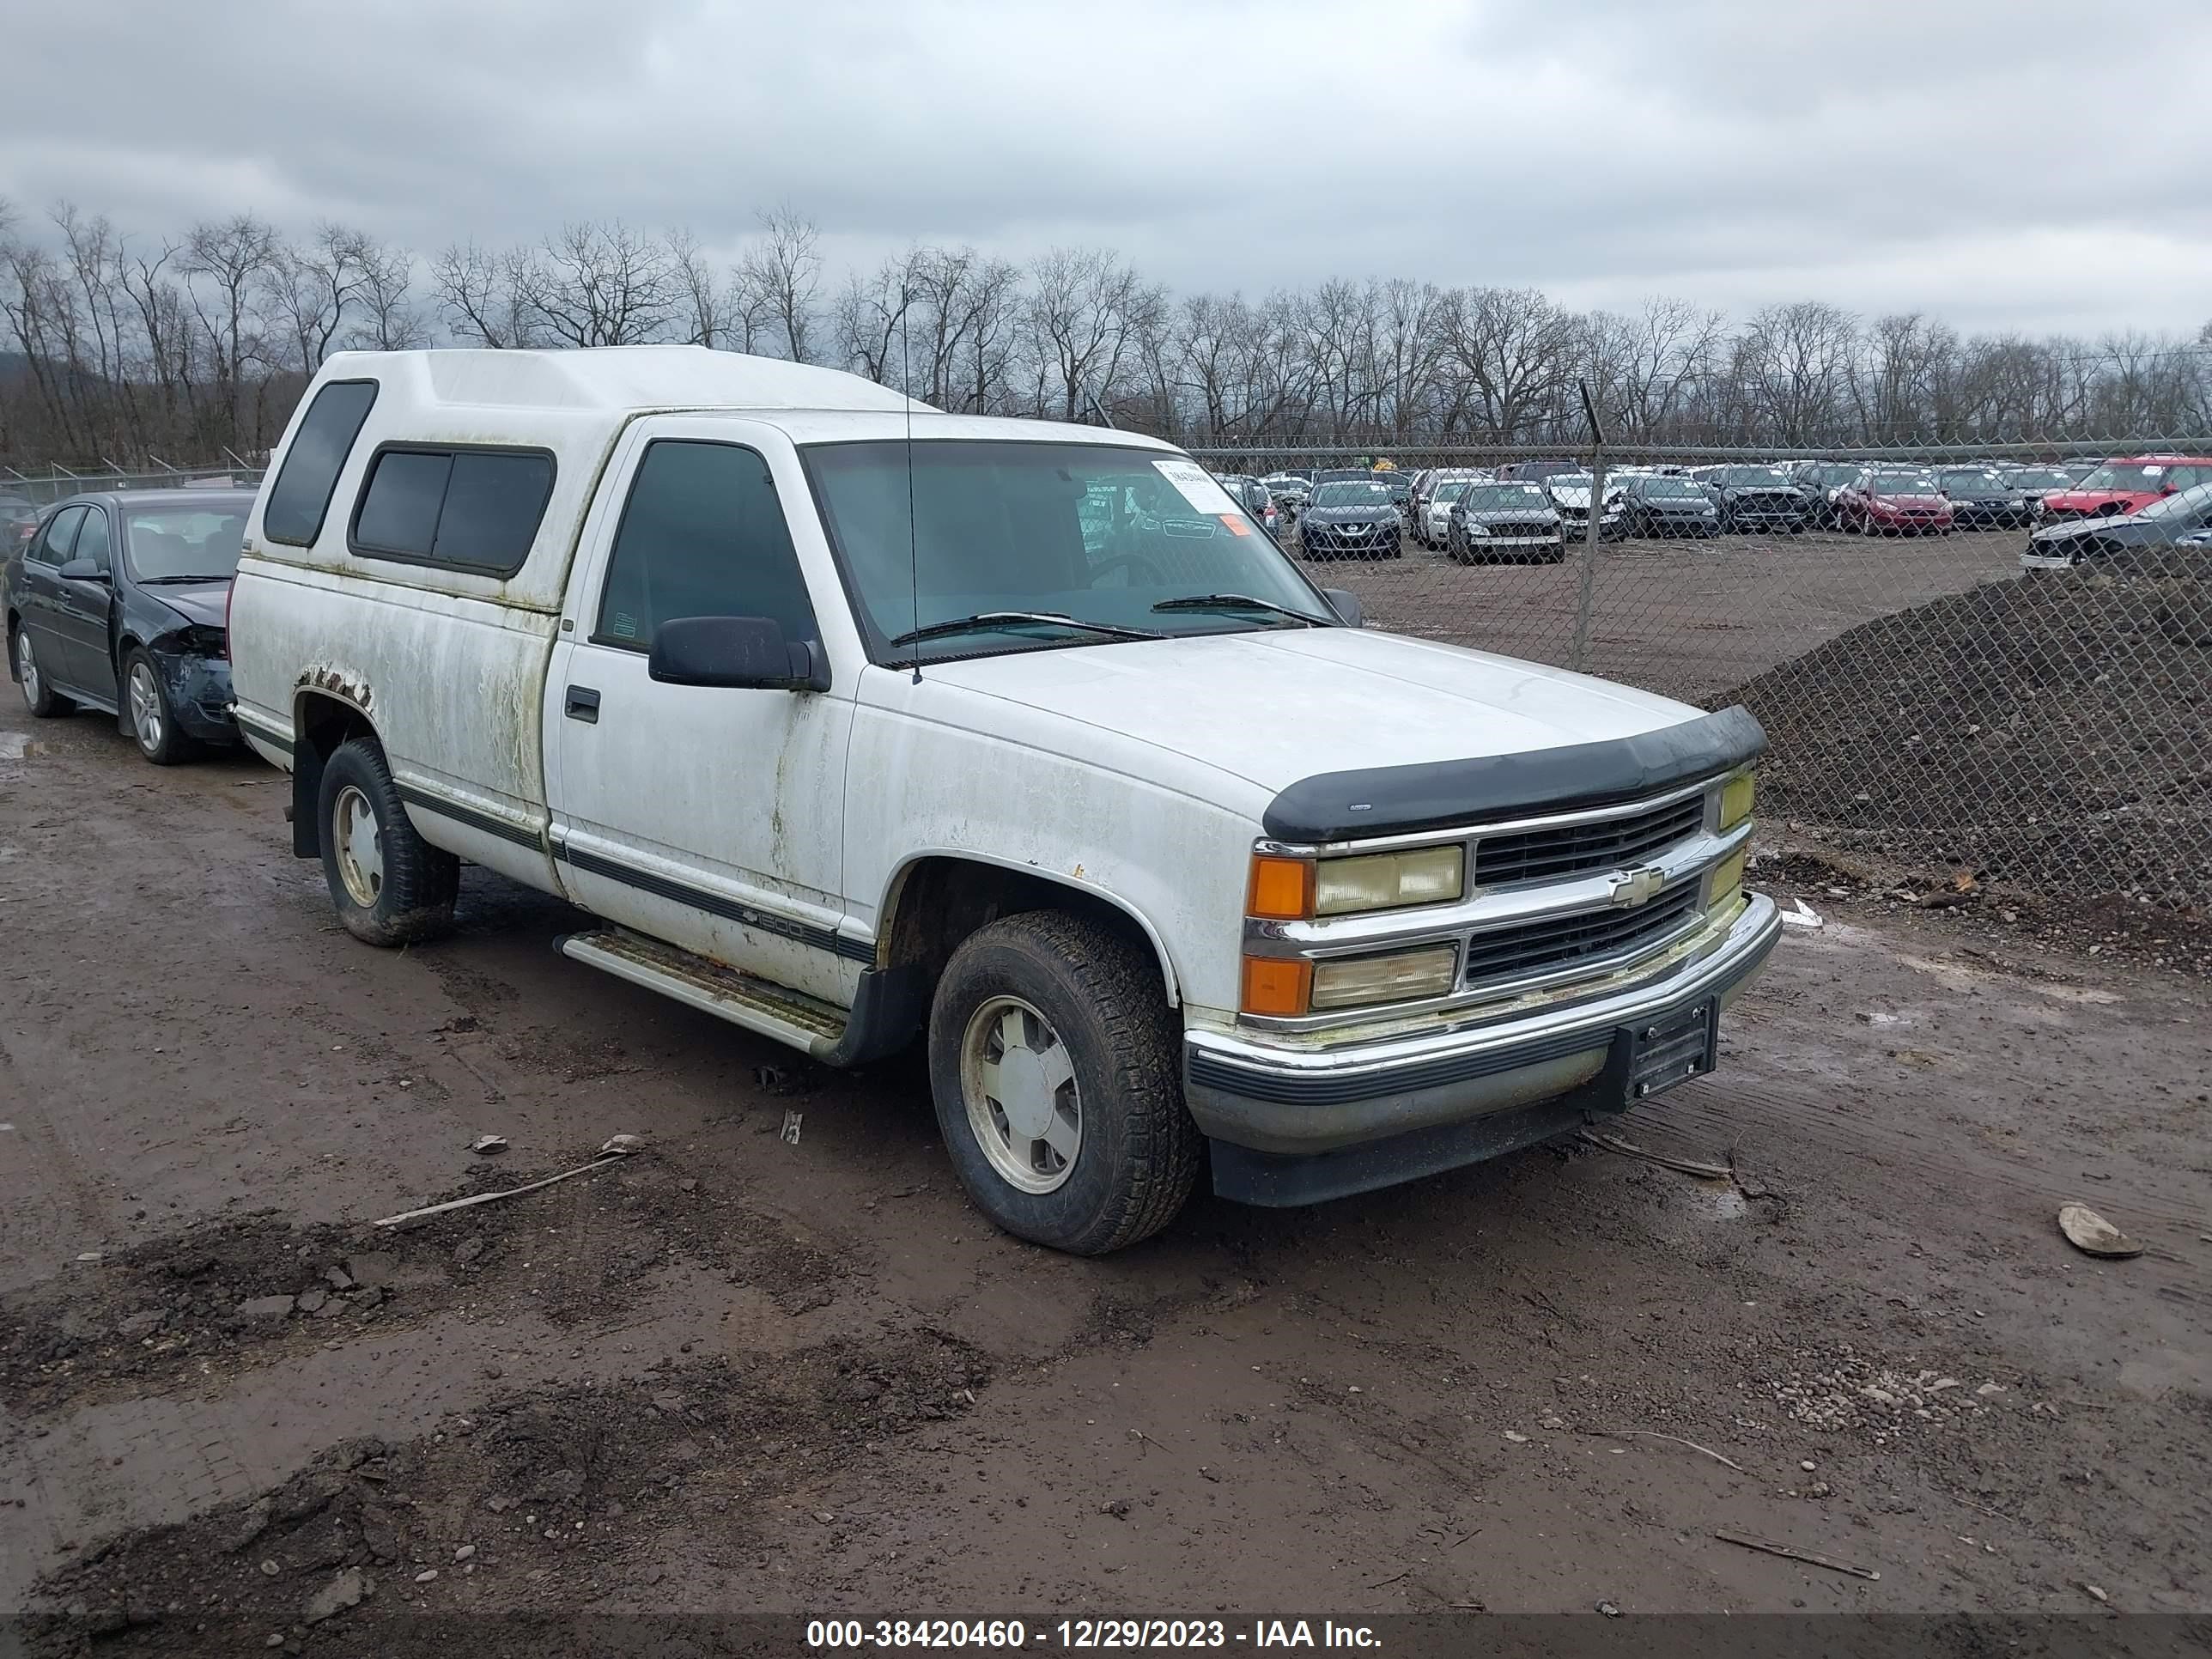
(19, 1329, 988, 1656)
(1, 1159, 846, 1414)
(1729, 562, 2212, 903)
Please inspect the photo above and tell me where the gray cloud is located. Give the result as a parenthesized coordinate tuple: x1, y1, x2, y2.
(3, 0, 2206, 336)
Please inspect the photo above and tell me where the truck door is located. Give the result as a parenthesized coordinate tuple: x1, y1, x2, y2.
(544, 427, 862, 1006)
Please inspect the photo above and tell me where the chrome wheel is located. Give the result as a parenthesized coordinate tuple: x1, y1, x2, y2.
(961, 996, 1081, 1194)
(16, 629, 38, 708)
(331, 784, 385, 908)
(127, 659, 164, 756)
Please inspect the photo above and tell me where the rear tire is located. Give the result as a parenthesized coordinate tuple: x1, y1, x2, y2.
(928, 911, 1201, 1255)
(316, 736, 459, 946)
(13, 624, 72, 718)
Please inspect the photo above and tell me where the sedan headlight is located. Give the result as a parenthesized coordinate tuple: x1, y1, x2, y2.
(1315, 845, 1465, 915)
(1310, 945, 1460, 1010)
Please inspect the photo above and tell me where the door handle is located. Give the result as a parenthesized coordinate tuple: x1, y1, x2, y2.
(564, 685, 600, 723)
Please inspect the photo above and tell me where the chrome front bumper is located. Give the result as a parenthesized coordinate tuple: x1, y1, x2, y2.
(1184, 891, 1781, 1177)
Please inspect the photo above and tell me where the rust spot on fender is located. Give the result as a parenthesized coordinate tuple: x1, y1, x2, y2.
(297, 662, 374, 710)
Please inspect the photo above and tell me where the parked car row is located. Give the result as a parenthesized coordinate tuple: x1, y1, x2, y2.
(1222, 454, 2202, 556)
(7, 346, 1784, 1256)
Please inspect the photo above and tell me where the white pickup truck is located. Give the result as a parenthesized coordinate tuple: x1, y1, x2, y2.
(228, 347, 1779, 1254)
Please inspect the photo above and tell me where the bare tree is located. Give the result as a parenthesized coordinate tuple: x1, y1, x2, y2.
(350, 238, 427, 350)
(946, 255, 1022, 414)
(738, 204, 822, 362)
(264, 222, 372, 378)
(666, 227, 740, 349)
(1441, 286, 1581, 441)
(511, 221, 674, 347)
(1026, 246, 1163, 422)
(432, 240, 528, 347)
(1736, 301, 1858, 445)
(834, 248, 926, 386)
(182, 212, 277, 447)
(121, 239, 196, 443)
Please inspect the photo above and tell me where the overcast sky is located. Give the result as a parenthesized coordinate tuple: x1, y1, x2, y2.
(3, 0, 2207, 339)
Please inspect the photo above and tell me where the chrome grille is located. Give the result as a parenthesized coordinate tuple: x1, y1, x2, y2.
(1474, 794, 1706, 886)
(1462, 884, 1699, 988)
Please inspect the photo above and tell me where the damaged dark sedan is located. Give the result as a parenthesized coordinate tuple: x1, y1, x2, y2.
(5, 489, 253, 763)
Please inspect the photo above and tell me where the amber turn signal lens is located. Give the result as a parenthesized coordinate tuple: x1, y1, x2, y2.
(1719, 770, 1757, 830)
(1248, 855, 1316, 921)
(1241, 956, 1312, 1017)
(1709, 848, 1747, 909)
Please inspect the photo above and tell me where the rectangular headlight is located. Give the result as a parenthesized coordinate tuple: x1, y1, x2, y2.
(1310, 945, 1459, 1010)
(1314, 846, 1464, 916)
(1719, 770, 1757, 830)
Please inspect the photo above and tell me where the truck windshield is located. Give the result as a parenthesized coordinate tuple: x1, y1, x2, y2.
(804, 441, 1334, 661)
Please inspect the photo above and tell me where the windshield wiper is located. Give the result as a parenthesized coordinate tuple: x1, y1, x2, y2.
(1151, 593, 1331, 627)
(139, 574, 234, 584)
(887, 611, 1164, 648)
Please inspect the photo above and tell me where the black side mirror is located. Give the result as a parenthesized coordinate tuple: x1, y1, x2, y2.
(58, 558, 108, 583)
(1320, 586, 1364, 628)
(648, 616, 829, 691)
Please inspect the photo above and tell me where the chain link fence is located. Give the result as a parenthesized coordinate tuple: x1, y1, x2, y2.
(8, 439, 2203, 913)
(2, 462, 265, 508)
(1188, 441, 2211, 913)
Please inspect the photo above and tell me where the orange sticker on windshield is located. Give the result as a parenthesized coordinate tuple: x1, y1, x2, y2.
(1218, 514, 1251, 536)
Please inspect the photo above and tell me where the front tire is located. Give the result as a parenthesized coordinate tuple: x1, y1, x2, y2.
(928, 911, 1200, 1255)
(316, 736, 459, 946)
(124, 647, 195, 765)
(13, 625, 72, 718)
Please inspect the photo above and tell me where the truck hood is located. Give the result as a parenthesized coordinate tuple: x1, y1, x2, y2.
(916, 626, 1700, 799)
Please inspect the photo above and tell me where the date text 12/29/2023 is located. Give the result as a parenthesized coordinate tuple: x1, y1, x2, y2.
(805, 1620, 1383, 1649)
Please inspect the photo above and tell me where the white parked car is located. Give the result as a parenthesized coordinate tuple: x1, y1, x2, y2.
(1413, 471, 1487, 550)
(228, 348, 1779, 1253)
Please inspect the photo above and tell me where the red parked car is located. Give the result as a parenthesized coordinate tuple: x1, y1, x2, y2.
(1835, 469, 1955, 535)
(2039, 455, 2212, 521)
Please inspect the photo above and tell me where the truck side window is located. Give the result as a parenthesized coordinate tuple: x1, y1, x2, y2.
(350, 447, 553, 574)
(264, 380, 378, 547)
(593, 441, 817, 650)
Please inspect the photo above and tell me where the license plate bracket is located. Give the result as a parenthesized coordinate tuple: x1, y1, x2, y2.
(1620, 999, 1718, 1104)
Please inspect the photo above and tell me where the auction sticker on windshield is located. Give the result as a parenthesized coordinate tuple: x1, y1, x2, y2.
(1152, 459, 1242, 516)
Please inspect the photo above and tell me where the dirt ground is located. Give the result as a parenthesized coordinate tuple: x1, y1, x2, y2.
(1328, 524, 2029, 704)
(3, 663, 2210, 1655)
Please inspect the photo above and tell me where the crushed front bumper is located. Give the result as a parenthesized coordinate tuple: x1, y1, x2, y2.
(1184, 891, 1781, 1206)
(156, 651, 239, 744)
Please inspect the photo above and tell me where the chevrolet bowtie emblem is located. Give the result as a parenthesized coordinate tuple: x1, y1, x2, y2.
(1610, 866, 1666, 907)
